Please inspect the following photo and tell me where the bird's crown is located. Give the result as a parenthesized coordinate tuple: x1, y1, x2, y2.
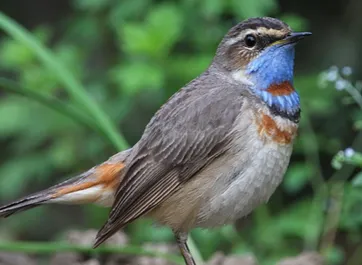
(213, 17, 311, 123)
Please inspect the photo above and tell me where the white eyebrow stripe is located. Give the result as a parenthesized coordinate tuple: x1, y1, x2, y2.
(224, 27, 289, 46)
(256, 27, 289, 37)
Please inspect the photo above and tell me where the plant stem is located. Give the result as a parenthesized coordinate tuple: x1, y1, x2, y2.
(300, 111, 327, 250)
(319, 181, 344, 254)
(0, 11, 128, 150)
(320, 131, 362, 254)
(0, 241, 183, 264)
(0, 78, 101, 134)
(345, 83, 362, 110)
(188, 236, 204, 264)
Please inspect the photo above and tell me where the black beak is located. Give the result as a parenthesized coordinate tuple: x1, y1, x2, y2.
(284, 32, 312, 44)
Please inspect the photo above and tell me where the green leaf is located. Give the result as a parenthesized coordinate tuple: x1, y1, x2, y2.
(48, 138, 77, 169)
(0, 27, 50, 69)
(64, 16, 103, 45)
(54, 44, 84, 77)
(0, 78, 98, 136)
(352, 172, 362, 187)
(230, 0, 278, 18)
(121, 4, 183, 57)
(148, 4, 183, 51)
(167, 54, 213, 81)
(0, 154, 53, 199)
(20, 66, 59, 93)
(324, 246, 345, 265)
(111, 62, 164, 94)
(340, 183, 362, 230)
(0, 97, 32, 137)
(230, 241, 253, 255)
(109, 0, 152, 26)
(192, 229, 221, 259)
(201, 0, 225, 17)
(0, 38, 34, 68)
(348, 152, 362, 167)
(270, 199, 319, 239)
(283, 163, 314, 193)
(120, 23, 150, 54)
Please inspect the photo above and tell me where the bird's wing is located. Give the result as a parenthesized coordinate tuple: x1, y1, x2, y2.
(94, 73, 245, 246)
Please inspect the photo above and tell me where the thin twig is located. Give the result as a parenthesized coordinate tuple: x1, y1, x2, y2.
(320, 131, 362, 254)
(300, 111, 327, 250)
(319, 181, 344, 254)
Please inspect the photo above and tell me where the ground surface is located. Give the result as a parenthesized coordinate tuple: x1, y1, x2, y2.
(0, 230, 324, 265)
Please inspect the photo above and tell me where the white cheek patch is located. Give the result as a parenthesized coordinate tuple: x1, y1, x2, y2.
(231, 70, 254, 86)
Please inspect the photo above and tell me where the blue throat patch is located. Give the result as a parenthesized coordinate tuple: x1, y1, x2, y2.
(245, 44, 300, 121)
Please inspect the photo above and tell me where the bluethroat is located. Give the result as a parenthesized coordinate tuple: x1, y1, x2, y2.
(0, 17, 311, 265)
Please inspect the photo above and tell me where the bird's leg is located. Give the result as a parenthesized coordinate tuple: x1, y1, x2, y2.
(174, 231, 196, 265)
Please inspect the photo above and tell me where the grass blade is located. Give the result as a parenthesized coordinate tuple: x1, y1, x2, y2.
(0, 12, 204, 263)
(0, 78, 98, 132)
(0, 11, 128, 150)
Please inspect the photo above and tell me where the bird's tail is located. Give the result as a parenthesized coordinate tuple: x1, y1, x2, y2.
(0, 149, 131, 218)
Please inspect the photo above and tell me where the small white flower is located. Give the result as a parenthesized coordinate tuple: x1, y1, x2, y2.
(326, 70, 338, 82)
(344, 147, 355, 158)
(335, 79, 348, 90)
(342, 66, 352, 76)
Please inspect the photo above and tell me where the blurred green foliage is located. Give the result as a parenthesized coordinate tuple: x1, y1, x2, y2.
(0, 0, 361, 264)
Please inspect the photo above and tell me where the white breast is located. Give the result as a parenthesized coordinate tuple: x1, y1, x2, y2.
(194, 107, 296, 228)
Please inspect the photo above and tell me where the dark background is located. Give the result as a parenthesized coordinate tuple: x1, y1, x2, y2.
(0, 0, 361, 264)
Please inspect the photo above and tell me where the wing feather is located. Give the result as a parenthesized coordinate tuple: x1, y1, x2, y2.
(94, 72, 245, 247)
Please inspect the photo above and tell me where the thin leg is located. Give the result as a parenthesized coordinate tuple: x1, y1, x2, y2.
(174, 232, 196, 265)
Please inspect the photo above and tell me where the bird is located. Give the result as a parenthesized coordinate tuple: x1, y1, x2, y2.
(0, 17, 311, 265)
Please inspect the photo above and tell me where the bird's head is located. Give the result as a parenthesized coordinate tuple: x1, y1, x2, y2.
(213, 17, 311, 121)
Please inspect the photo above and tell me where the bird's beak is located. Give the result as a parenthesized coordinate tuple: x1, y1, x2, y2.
(273, 32, 312, 46)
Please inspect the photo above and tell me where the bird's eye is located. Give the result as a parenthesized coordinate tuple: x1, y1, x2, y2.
(244, 34, 257, 48)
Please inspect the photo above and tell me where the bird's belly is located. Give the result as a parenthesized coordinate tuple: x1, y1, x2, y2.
(151, 137, 293, 231)
(150, 108, 297, 231)
(194, 139, 293, 228)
